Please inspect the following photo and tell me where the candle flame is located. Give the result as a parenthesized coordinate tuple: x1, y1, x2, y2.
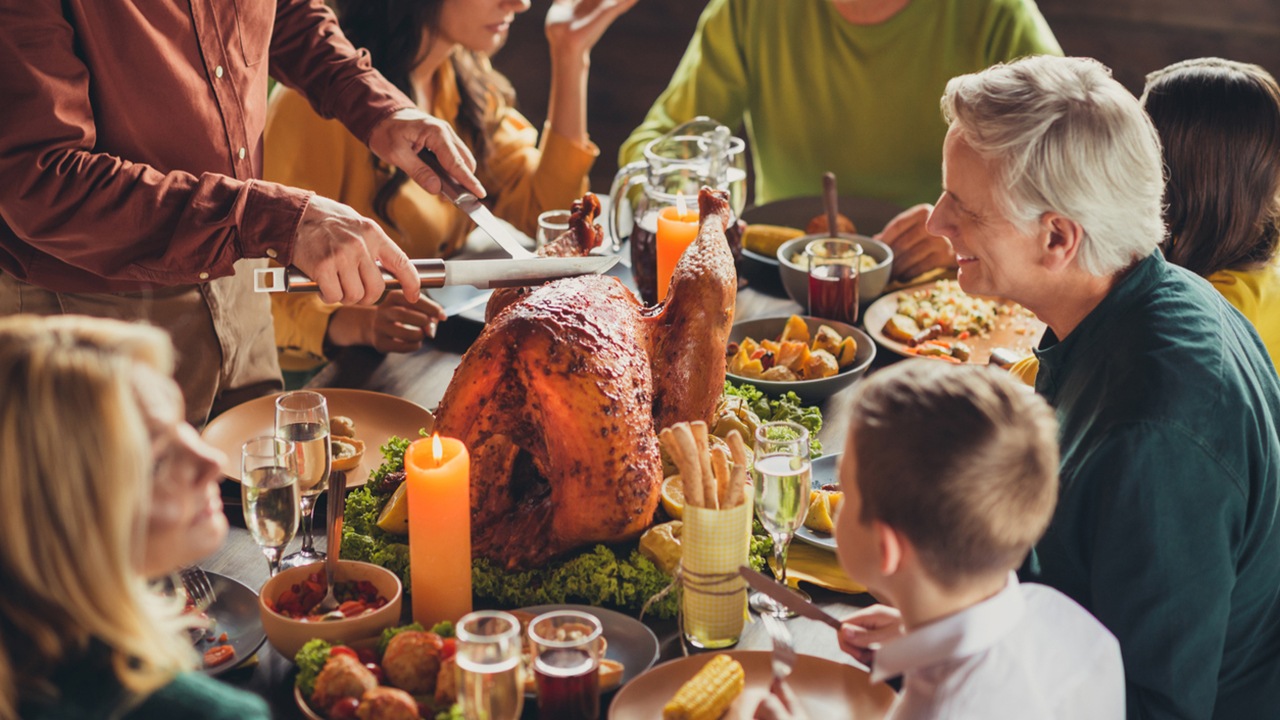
(432, 433, 443, 466)
(675, 191, 688, 218)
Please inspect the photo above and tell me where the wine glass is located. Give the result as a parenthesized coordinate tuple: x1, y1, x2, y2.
(457, 610, 525, 720)
(536, 209, 572, 251)
(750, 421, 812, 618)
(528, 610, 603, 720)
(240, 436, 300, 576)
(275, 391, 330, 569)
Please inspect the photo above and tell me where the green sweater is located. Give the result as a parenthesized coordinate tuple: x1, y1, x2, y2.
(20, 646, 270, 720)
(619, 0, 1061, 208)
(1024, 252, 1280, 720)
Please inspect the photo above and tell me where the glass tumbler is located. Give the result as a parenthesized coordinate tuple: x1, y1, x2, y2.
(528, 610, 603, 720)
(806, 237, 864, 325)
(536, 210, 573, 251)
(456, 610, 524, 720)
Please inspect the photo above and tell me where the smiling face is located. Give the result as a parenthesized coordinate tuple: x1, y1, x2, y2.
(137, 368, 228, 577)
(926, 125, 1046, 300)
(437, 0, 531, 55)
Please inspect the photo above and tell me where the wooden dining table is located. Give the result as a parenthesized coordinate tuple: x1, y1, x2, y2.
(204, 237, 899, 719)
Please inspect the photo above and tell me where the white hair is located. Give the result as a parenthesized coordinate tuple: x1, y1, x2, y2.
(941, 55, 1166, 276)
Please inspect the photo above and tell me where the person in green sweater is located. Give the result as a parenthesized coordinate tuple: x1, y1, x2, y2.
(923, 55, 1280, 719)
(619, 0, 1061, 280)
(0, 316, 270, 720)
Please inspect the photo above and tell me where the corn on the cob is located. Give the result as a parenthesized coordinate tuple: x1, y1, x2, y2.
(662, 654, 746, 720)
(743, 224, 804, 257)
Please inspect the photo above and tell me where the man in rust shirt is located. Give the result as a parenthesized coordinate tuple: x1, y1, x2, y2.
(0, 0, 483, 426)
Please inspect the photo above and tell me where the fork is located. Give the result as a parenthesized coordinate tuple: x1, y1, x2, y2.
(179, 565, 217, 611)
(761, 613, 797, 684)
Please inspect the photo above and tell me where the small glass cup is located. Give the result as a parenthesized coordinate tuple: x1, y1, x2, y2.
(750, 421, 813, 619)
(536, 210, 573, 251)
(275, 391, 330, 570)
(528, 610, 603, 720)
(806, 237, 863, 325)
(240, 436, 300, 576)
(456, 611, 525, 720)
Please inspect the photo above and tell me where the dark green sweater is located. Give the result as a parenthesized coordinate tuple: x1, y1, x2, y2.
(19, 644, 270, 720)
(1023, 252, 1280, 719)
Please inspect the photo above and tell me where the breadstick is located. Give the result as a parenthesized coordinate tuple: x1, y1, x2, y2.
(711, 446, 731, 507)
(725, 430, 751, 508)
(670, 424, 706, 509)
(690, 421, 718, 510)
(660, 427, 700, 510)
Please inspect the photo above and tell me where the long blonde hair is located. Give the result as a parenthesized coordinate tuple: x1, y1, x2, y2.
(0, 315, 195, 719)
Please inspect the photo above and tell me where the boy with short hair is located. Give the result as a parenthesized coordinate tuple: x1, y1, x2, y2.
(756, 361, 1124, 720)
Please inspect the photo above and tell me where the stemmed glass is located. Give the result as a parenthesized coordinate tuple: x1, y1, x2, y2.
(456, 610, 525, 720)
(749, 421, 813, 618)
(240, 436, 301, 577)
(275, 391, 331, 569)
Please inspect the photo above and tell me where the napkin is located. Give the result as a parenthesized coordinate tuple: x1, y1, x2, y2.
(771, 543, 867, 595)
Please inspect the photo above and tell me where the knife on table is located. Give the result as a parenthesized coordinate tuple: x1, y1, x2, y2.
(253, 255, 618, 293)
(739, 565, 844, 630)
(418, 148, 535, 259)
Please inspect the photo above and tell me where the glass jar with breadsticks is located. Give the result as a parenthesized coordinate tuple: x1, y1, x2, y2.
(657, 421, 753, 649)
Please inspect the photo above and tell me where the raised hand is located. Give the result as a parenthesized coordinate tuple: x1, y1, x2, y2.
(837, 604, 905, 666)
(545, 0, 641, 59)
(875, 203, 957, 281)
(291, 194, 422, 304)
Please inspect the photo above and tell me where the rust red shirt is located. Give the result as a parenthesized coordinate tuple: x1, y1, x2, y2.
(0, 0, 415, 293)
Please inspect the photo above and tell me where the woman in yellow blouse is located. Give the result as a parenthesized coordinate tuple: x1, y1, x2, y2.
(1142, 58, 1280, 371)
(265, 0, 637, 370)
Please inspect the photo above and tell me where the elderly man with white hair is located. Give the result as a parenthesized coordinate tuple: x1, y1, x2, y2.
(923, 55, 1280, 719)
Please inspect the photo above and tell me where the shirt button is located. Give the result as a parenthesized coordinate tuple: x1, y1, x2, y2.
(266, 248, 278, 259)
(199, 272, 210, 280)
(215, 65, 223, 79)
(238, 147, 246, 160)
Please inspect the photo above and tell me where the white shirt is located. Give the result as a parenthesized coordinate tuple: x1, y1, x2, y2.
(871, 573, 1125, 720)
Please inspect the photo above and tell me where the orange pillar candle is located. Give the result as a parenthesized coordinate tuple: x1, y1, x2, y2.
(655, 194, 700, 302)
(406, 433, 472, 627)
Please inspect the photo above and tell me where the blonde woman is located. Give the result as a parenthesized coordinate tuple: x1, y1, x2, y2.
(0, 316, 269, 720)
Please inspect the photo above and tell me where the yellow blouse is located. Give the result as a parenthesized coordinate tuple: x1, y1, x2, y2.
(264, 58, 598, 370)
(1209, 261, 1280, 373)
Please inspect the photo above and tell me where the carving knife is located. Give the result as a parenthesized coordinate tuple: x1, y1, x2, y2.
(253, 255, 618, 293)
(418, 149, 535, 259)
(739, 565, 843, 630)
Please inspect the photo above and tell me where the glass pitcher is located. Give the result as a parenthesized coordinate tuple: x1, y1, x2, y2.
(610, 118, 747, 304)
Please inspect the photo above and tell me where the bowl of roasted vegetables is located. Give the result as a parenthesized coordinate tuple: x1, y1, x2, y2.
(725, 315, 874, 402)
(260, 561, 402, 661)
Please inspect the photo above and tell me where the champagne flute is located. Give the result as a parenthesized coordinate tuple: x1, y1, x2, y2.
(275, 391, 331, 569)
(456, 610, 525, 720)
(240, 436, 301, 576)
(750, 421, 812, 618)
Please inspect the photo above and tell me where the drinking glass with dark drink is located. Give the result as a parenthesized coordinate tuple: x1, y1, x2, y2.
(528, 610, 604, 720)
(456, 611, 524, 720)
(806, 238, 864, 325)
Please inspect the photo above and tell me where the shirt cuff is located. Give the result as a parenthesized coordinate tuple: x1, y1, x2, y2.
(238, 180, 310, 264)
(539, 124, 599, 190)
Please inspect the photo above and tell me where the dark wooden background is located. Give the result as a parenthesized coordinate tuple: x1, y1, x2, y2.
(491, 0, 1280, 195)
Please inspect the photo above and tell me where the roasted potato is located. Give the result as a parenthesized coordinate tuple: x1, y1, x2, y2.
(836, 336, 859, 367)
(775, 340, 810, 372)
(883, 314, 921, 344)
(802, 349, 839, 380)
(639, 521, 683, 575)
(761, 365, 799, 382)
(804, 490, 844, 534)
(779, 315, 810, 344)
(312, 654, 378, 713)
(812, 325, 843, 357)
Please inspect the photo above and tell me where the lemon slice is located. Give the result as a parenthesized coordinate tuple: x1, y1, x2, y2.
(375, 481, 410, 535)
(661, 475, 684, 520)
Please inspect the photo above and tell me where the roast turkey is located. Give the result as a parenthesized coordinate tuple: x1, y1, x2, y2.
(434, 189, 737, 568)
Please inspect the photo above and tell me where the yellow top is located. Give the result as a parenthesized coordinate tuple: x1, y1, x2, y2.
(1208, 261, 1280, 373)
(1004, 260, 1280, 385)
(264, 58, 598, 370)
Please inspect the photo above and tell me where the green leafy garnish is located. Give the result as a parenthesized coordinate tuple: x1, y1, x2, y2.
(430, 621, 455, 639)
(724, 382, 823, 456)
(473, 545, 679, 618)
(293, 638, 334, 698)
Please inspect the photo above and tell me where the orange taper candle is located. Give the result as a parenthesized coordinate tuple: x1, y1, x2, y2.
(655, 193, 699, 302)
(406, 433, 472, 627)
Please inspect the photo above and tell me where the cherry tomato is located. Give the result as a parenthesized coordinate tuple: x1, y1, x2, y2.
(440, 638, 457, 661)
(364, 663, 386, 685)
(329, 646, 358, 660)
(202, 645, 235, 667)
(337, 600, 365, 617)
(417, 701, 434, 719)
(328, 696, 360, 720)
(356, 648, 378, 665)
